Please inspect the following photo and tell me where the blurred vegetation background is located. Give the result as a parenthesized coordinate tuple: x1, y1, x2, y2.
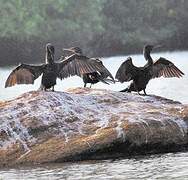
(0, 0, 188, 66)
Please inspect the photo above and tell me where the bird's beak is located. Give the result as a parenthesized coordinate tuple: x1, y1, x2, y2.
(153, 45, 163, 49)
(63, 48, 75, 53)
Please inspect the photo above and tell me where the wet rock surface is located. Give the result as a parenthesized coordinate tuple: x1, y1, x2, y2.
(0, 88, 188, 167)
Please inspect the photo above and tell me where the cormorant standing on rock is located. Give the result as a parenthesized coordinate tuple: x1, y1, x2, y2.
(115, 45, 184, 95)
(63, 47, 115, 88)
(5, 43, 110, 91)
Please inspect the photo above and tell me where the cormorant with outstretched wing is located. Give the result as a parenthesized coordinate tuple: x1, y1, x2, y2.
(5, 43, 111, 91)
(115, 45, 184, 95)
(62, 47, 115, 88)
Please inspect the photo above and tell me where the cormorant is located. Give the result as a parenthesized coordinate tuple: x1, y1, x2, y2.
(115, 45, 184, 95)
(5, 43, 111, 90)
(62, 47, 115, 88)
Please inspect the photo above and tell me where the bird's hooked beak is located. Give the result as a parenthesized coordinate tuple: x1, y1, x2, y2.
(153, 44, 163, 50)
(63, 47, 82, 55)
(63, 48, 75, 53)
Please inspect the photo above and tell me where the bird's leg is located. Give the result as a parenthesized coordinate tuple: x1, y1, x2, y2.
(134, 84, 141, 95)
(90, 84, 92, 88)
(44, 87, 47, 91)
(143, 89, 147, 96)
(84, 83, 86, 88)
(52, 86, 54, 92)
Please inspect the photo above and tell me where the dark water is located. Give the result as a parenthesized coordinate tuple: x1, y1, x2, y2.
(0, 51, 188, 179)
(0, 152, 188, 179)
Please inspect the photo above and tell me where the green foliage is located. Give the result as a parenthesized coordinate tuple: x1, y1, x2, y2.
(0, 0, 188, 65)
(0, 0, 104, 40)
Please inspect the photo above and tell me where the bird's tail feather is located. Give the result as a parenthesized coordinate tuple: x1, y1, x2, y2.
(98, 78, 110, 85)
(99, 78, 118, 85)
(120, 88, 129, 92)
(104, 78, 118, 83)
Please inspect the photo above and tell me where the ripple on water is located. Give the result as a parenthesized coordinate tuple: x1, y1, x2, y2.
(0, 152, 188, 179)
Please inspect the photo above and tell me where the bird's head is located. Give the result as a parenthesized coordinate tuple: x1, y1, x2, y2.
(143, 44, 162, 62)
(127, 57, 132, 61)
(46, 43, 55, 64)
(63, 47, 83, 55)
(144, 44, 162, 53)
(143, 45, 154, 53)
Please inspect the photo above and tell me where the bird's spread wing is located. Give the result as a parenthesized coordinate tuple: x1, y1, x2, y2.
(57, 54, 114, 81)
(5, 63, 45, 88)
(151, 57, 184, 79)
(92, 58, 115, 82)
(115, 58, 139, 82)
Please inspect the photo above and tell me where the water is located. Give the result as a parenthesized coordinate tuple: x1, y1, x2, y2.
(0, 51, 188, 103)
(0, 51, 188, 179)
(0, 152, 188, 179)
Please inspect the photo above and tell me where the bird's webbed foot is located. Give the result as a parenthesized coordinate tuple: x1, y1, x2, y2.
(137, 89, 147, 96)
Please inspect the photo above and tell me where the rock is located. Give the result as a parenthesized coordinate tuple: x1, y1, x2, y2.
(0, 88, 188, 167)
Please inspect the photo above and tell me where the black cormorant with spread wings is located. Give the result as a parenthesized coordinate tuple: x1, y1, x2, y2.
(5, 43, 112, 91)
(115, 45, 184, 95)
(62, 47, 115, 88)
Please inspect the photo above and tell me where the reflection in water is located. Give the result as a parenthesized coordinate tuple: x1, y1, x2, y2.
(0, 152, 188, 179)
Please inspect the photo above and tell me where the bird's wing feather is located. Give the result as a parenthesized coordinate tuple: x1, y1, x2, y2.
(115, 58, 139, 82)
(5, 63, 45, 88)
(151, 57, 184, 79)
(57, 54, 114, 81)
(88, 59, 115, 81)
(93, 58, 115, 82)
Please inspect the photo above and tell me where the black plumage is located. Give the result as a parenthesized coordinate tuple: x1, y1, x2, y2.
(115, 45, 184, 95)
(62, 47, 115, 88)
(5, 43, 111, 91)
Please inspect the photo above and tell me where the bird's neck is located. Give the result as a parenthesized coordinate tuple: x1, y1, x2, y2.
(45, 52, 54, 64)
(144, 50, 153, 65)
